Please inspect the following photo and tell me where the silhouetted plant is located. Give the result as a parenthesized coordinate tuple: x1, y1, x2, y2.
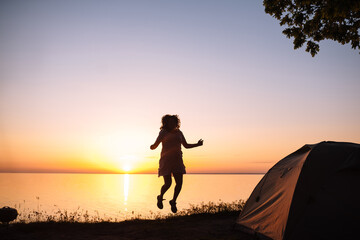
(174, 200, 245, 217)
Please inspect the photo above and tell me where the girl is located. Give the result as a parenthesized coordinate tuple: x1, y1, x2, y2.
(150, 114, 203, 213)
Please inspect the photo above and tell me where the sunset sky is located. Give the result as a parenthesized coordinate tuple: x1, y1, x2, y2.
(1, 1, 359, 174)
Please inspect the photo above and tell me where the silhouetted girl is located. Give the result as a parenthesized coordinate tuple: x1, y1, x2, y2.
(150, 114, 203, 213)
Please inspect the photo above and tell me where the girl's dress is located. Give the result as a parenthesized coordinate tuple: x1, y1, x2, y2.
(157, 129, 186, 177)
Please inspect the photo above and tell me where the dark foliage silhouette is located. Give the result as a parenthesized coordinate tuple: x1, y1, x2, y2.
(264, 0, 360, 56)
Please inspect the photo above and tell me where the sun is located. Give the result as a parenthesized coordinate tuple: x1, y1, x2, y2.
(117, 155, 138, 173)
(91, 132, 148, 173)
(122, 164, 132, 173)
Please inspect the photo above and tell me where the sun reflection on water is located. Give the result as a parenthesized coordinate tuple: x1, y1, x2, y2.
(123, 174, 129, 211)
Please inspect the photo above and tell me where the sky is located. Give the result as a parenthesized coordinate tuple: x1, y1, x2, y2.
(1, 0, 359, 174)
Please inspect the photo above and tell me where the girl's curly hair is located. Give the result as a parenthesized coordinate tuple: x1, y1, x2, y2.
(160, 114, 181, 131)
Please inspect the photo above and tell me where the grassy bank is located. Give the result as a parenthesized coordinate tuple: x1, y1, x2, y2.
(2, 201, 253, 240)
(12, 200, 246, 223)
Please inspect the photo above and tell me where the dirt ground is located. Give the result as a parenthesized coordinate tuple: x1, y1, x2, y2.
(2, 213, 254, 240)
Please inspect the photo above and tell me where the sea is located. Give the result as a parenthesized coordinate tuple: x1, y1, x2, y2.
(0, 173, 264, 222)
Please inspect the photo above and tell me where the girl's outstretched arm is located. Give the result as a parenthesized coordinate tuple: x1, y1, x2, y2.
(182, 133, 203, 149)
(150, 138, 161, 150)
(150, 131, 165, 150)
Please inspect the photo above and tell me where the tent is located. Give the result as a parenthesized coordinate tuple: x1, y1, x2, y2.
(236, 141, 360, 240)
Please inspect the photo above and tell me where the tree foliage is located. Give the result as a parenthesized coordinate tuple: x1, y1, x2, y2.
(263, 0, 360, 56)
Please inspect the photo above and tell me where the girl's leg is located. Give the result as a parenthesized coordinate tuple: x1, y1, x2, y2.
(160, 175, 172, 198)
(172, 173, 183, 202)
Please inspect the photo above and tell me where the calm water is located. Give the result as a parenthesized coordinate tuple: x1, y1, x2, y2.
(0, 173, 263, 221)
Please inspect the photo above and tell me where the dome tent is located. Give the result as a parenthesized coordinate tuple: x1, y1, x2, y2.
(236, 141, 360, 240)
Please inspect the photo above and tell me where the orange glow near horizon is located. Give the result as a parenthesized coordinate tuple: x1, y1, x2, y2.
(1, 123, 360, 174)
(1, 122, 360, 174)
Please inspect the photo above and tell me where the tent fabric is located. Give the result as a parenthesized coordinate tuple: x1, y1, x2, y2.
(236, 141, 360, 240)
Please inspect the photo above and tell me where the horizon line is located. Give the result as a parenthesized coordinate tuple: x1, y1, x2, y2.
(0, 171, 266, 175)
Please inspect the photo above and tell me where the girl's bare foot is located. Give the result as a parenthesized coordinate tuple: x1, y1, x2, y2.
(157, 195, 165, 209)
(169, 200, 177, 213)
